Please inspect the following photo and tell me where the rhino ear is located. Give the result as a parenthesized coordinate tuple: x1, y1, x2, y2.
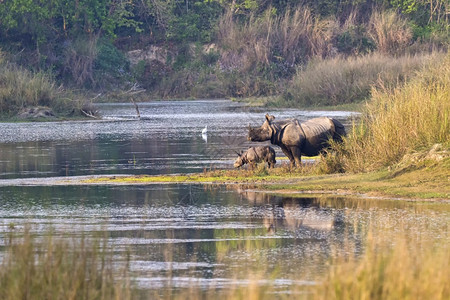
(265, 114, 275, 122)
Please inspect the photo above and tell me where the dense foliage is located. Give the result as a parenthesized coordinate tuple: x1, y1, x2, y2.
(0, 0, 448, 101)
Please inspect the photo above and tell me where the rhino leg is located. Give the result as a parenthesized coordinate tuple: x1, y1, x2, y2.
(290, 146, 302, 167)
(280, 145, 295, 167)
(267, 153, 276, 168)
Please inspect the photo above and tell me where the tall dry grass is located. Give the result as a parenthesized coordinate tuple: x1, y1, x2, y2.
(217, 5, 336, 74)
(145, 208, 449, 300)
(0, 227, 132, 300)
(368, 10, 413, 55)
(281, 52, 444, 107)
(331, 54, 449, 172)
(0, 58, 89, 118)
(316, 234, 449, 300)
(0, 62, 57, 115)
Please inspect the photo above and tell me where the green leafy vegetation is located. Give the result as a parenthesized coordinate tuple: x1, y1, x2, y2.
(0, 0, 448, 110)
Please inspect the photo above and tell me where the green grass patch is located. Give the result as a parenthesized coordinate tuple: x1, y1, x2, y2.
(83, 156, 449, 200)
(266, 157, 449, 199)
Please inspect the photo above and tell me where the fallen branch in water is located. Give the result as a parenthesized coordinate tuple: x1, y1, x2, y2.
(81, 109, 99, 119)
(125, 83, 145, 119)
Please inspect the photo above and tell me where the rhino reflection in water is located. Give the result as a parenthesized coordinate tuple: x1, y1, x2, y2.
(234, 188, 336, 234)
(263, 199, 336, 234)
(248, 114, 346, 167)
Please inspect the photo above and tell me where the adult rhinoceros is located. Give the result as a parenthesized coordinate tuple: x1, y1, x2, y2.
(248, 114, 346, 167)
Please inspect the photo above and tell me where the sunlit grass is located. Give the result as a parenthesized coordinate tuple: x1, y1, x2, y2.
(278, 52, 443, 107)
(0, 227, 132, 300)
(329, 54, 449, 172)
(82, 154, 448, 200)
(315, 235, 449, 300)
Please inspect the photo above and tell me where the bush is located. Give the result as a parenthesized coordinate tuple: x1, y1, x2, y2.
(94, 40, 129, 89)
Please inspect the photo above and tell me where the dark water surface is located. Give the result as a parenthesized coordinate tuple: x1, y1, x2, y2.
(0, 100, 355, 179)
(0, 101, 447, 294)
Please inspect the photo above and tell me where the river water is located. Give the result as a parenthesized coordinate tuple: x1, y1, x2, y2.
(0, 100, 355, 179)
(0, 100, 448, 295)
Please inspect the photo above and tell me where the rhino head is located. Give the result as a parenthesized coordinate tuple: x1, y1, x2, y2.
(247, 114, 275, 142)
(233, 151, 246, 168)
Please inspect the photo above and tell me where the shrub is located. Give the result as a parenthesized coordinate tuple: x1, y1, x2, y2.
(94, 40, 129, 89)
(62, 37, 98, 87)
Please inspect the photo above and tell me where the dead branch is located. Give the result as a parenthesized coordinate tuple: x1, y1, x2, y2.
(81, 109, 99, 119)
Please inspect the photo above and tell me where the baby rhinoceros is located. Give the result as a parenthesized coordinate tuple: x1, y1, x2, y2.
(234, 146, 276, 169)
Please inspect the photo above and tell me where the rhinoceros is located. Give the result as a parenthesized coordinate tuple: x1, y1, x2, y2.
(248, 114, 346, 167)
(234, 146, 276, 169)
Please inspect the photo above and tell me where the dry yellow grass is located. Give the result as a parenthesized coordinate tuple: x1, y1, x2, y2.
(328, 54, 449, 172)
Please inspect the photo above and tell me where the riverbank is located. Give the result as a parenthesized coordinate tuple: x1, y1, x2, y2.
(85, 156, 450, 201)
(2, 155, 447, 202)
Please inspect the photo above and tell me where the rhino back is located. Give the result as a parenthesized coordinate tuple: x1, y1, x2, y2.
(253, 146, 270, 161)
(300, 117, 335, 155)
(273, 122, 303, 147)
(245, 147, 259, 162)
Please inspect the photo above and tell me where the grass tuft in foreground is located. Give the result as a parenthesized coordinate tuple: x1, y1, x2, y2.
(315, 234, 449, 300)
(0, 226, 131, 300)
